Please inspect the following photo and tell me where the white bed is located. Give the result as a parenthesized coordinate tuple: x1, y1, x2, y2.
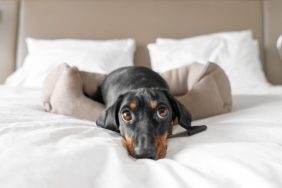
(1, 85, 282, 188)
(1, 0, 282, 187)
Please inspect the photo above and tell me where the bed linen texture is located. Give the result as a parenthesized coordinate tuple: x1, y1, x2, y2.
(0, 85, 282, 188)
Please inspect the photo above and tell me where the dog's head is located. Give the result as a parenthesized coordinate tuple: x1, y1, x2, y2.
(96, 88, 192, 160)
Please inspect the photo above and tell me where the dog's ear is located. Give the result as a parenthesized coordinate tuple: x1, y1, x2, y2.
(164, 91, 207, 136)
(96, 95, 123, 133)
(164, 91, 192, 128)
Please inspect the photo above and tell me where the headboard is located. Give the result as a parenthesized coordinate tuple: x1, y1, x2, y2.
(17, 0, 264, 68)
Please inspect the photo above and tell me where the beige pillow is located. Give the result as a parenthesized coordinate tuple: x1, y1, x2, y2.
(160, 63, 232, 120)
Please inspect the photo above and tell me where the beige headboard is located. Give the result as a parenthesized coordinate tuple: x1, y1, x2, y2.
(17, 0, 264, 69)
(0, 0, 18, 83)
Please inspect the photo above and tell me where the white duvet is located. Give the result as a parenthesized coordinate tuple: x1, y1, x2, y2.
(0, 85, 282, 188)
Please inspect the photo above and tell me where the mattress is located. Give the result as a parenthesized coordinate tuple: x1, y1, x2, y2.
(0, 85, 282, 188)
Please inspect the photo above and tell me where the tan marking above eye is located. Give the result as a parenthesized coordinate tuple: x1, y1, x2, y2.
(150, 101, 158, 109)
(129, 101, 137, 109)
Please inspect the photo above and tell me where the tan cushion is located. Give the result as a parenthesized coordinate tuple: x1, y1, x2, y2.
(161, 63, 232, 120)
(42, 63, 105, 121)
(42, 63, 231, 121)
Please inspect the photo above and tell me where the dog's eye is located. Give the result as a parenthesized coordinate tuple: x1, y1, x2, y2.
(121, 110, 133, 122)
(157, 106, 169, 118)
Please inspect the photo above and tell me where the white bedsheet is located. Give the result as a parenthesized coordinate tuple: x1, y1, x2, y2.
(0, 85, 282, 188)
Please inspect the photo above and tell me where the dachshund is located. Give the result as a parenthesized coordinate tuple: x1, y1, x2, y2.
(94, 66, 207, 160)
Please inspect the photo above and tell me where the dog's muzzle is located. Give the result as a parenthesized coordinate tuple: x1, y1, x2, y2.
(134, 134, 157, 159)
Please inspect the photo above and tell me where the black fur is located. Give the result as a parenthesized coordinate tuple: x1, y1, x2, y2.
(95, 66, 207, 159)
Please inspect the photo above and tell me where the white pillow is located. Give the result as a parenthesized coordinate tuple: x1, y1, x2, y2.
(6, 38, 135, 88)
(148, 36, 224, 72)
(151, 30, 270, 94)
(225, 40, 270, 94)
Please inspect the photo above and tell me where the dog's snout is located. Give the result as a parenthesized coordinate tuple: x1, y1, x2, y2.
(134, 135, 156, 159)
(134, 147, 156, 159)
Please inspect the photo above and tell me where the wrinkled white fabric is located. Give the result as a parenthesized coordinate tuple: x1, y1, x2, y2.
(0, 86, 282, 188)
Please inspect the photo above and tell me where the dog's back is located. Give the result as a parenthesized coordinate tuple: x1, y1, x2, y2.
(94, 66, 169, 107)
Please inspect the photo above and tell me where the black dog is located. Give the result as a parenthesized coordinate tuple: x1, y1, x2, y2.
(94, 66, 206, 159)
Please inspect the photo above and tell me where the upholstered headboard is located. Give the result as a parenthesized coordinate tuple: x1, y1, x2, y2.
(16, 0, 264, 69)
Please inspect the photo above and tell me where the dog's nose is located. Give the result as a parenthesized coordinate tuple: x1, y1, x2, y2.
(134, 147, 156, 159)
(134, 134, 156, 159)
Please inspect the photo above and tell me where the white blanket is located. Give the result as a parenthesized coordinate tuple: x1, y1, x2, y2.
(0, 86, 282, 188)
